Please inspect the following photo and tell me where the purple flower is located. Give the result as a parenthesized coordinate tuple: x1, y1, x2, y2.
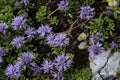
(112, 41, 118, 48)
(15, 0, 29, 6)
(21, 0, 29, 6)
(37, 24, 52, 37)
(46, 33, 69, 47)
(103, 10, 113, 16)
(0, 22, 8, 34)
(5, 64, 21, 79)
(89, 33, 104, 44)
(54, 53, 71, 71)
(0, 46, 8, 63)
(51, 71, 64, 80)
(25, 27, 36, 39)
(54, 33, 69, 47)
(58, 0, 69, 11)
(51, 53, 71, 80)
(79, 5, 95, 20)
(31, 63, 41, 74)
(88, 42, 105, 58)
(11, 36, 25, 49)
(12, 16, 26, 30)
(17, 52, 34, 68)
(46, 33, 56, 46)
(41, 60, 53, 74)
(14, 1, 22, 7)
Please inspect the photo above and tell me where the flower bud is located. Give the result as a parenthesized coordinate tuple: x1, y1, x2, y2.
(107, 0, 119, 7)
(77, 32, 87, 41)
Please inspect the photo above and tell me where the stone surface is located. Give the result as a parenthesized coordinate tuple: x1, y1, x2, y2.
(78, 41, 87, 49)
(90, 49, 120, 80)
(77, 32, 87, 41)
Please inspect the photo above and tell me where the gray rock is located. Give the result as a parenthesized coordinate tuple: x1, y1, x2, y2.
(90, 49, 120, 80)
(78, 41, 87, 49)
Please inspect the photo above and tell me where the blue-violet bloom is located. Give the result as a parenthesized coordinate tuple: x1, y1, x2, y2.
(5, 64, 21, 79)
(21, 0, 29, 6)
(11, 36, 25, 49)
(58, 0, 69, 11)
(25, 27, 36, 39)
(54, 33, 69, 47)
(41, 60, 53, 74)
(79, 5, 95, 20)
(46, 33, 56, 46)
(54, 53, 71, 71)
(0, 22, 8, 34)
(37, 24, 52, 37)
(17, 52, 34, 70)
(51, 71, 64, 80)
(0, 46, 8, 62)
(89, 32, 104, 44)
(88, 42, 105, 58)
(31, 63, 41, 74)
(112, 41, 118, 48)
(12, 16, 26, 30)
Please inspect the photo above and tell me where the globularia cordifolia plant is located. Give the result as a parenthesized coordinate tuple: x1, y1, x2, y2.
(1, 0, 120, 80)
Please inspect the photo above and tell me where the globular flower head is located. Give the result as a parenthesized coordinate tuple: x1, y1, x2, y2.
(58, 0, 69, 11)
(37, 24, 52, 37)
(112, 41, 118, 48)
(25, 27, 36, 39)
(5, 64, 21, 79)
(79, 5, 95, 20)
(31, 63, 41, 74)
(0, 46, 7, 57)
(103, 10, 113, 16)
(12, 16, 26, 30)
(11, 36, 25, 49)
(21, 0, 29, 6)
(54, 53, 71, 71)
(18, 52, 34, 66)
(54, 33, 69, 47)
(88, 42, 105, 58)
(14, 0, 29, 6)
(0, 46, 8, 62)
(51, 71, 64, 80)
(46, 33, 56, 46)
(0, 22, 8, 34)
(41, 60, 53, 74)
(89, 32, 104, 44)
(46, 33, 69, 47)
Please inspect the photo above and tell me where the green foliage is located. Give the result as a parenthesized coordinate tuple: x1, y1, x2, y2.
(0, 5, 13, 24)
(0, 0, 15, 6)
(48, 16, 59, 25)
(65, 68, 92, 80)
(52, 47, 66, 55)
(32, 74, 56, 80)
(0, 69, 8, 80)
(74, 69, 92, 80)
(107, 7, 120, 19)
(69, 0, 80, 12)
(86, 14, 115, 39)
(78, 0, 95, 6)
(36, 6, 48, 22)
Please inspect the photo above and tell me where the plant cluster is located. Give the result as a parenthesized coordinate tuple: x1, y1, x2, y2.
(0, 0, 120, 80)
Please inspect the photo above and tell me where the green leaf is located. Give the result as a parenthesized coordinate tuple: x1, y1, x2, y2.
(36, 6, 47, 22)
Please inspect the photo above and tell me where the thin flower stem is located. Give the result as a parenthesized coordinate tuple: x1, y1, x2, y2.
(48, 7, 60, 17)
(65, 19, 78, 38)
(72, 19, 89, 29)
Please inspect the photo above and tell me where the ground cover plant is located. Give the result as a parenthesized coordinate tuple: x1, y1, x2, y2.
(0, 0, 120, 80)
